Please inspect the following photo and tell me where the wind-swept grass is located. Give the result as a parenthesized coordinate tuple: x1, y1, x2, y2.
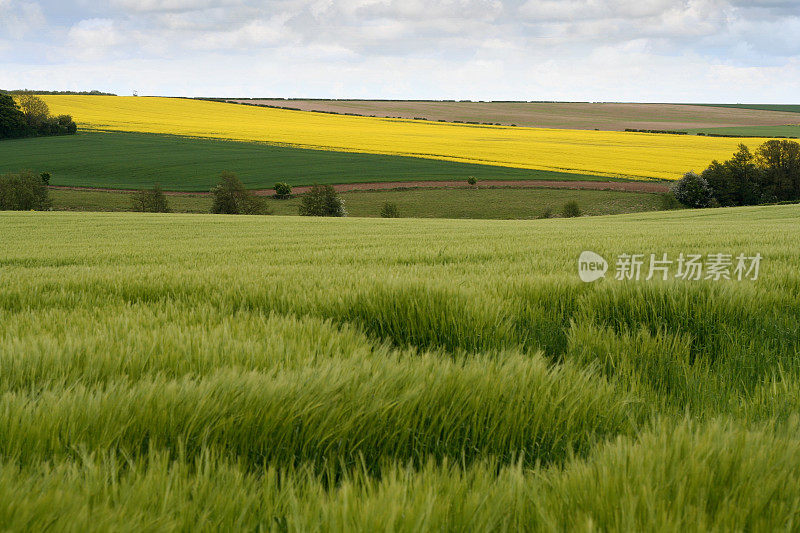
(0, 205, 798, 529)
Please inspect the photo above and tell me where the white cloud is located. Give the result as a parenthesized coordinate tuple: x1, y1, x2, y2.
(0, 0, 798, 100)
(0, 0, 45, 39)
(67, 19, 123, 60)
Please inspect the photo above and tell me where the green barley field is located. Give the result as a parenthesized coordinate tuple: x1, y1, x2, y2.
(50, 187, 665, 218)
(1, 205, 799, 531)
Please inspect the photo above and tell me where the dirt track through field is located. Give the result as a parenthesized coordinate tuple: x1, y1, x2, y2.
(50, 180, 670, 196)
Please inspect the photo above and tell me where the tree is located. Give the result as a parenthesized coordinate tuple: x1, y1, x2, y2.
(671, 172, 713, 208)
(274, 182, 292, 199)
(0, 93, 28, 139)
(16, 94, 49, 128)
(210, 171, 269, 214)
(298, 184, 346, 217)
(0, 170, 51, 210)
(132, 184, 171, 213)
(756, 140, 800, 202)
(702, 144, 761, 206)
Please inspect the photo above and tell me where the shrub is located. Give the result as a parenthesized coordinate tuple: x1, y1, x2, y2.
(380, 202, 400, 218)
(671, 172, 713, 208)
(274, 182, 292, 199)
(538, 207, 553, 219)
(659, 193, 683, 210)
(39, 172, 51, 185)
(467, 176, 477, 186)
(211, 171, 270, 215)
(0, 170, 51, 210)
(299, 184, 346, 217)
(131, 184, 171, 213)
(561, 201, 582, 218)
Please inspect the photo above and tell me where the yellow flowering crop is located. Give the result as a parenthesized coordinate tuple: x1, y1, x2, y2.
(41, 95, 768, 180)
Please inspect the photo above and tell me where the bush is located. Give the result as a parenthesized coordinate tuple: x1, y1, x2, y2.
(211, 171, 270, 215)
(561, 201, 582, 218)
(671, 172, 713, 208)
(538, 207, 553, 219)
(659, 193, 683, 210)
(39, 172, 51, 185)
(0, 170, 51, 210)
(380, 202, 400, 218)
(131, 184, 171, 213)
(467, 176, 477, 186)
(274, 182, 292, 199)
(299, 184, 346, 217)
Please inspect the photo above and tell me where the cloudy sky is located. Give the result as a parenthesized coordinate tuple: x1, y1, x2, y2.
(1, 0, 798, 101)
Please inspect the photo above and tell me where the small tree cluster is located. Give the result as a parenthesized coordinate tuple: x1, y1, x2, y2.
(0, 94, 77, 139)
(670, 140, 800, 208)
(0, 170, 51, 211)
(298, 184, 346, 217)
(211, 172, 270, 214)
(132, 184, 171, 213)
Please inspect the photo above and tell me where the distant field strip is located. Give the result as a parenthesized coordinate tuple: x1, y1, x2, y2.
(41, 96, 773, 180)
(232, 99, 800, 131)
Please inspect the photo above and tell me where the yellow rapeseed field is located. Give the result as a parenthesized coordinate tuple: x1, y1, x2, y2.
(41, 95, 768, 180)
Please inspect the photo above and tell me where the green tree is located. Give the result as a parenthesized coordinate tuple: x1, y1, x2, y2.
(0, 170, 51, 210)
(16, 94, 50, 128)
(756, 140, 800, 202)
(298, 184, 346, 217)
(0, 93, 28, 139)
(211, 171, 269, 214)
(671, 172, 713, 208)
(702, 144, 761, 206)
(274, 182, 292, 199)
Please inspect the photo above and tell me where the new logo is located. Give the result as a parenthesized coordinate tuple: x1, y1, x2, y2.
(578, 251, 608, 282)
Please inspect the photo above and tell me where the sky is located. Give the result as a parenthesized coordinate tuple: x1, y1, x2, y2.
(0, 0, 798, 102)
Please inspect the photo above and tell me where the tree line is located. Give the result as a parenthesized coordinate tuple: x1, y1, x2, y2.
(671, 140, 800, 208)
(0, 93, 77, 140)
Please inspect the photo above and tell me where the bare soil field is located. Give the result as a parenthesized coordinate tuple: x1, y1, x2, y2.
(229, 100, 800, 131)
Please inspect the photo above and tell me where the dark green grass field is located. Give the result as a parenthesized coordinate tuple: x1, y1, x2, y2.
(688, 104, 800, 114)
(686, 125, 800, 138)
(0, 131, 607, 191)
(50, 187, 666, 219)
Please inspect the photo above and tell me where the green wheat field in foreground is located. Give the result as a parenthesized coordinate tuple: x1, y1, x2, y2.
(1, 205, 799, 531)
